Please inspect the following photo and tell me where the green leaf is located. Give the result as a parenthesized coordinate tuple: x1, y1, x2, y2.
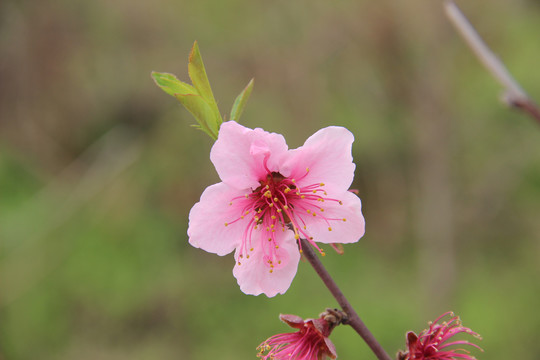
(188, 42, 217, 105)
(174, 94, 219, 140)
(151, 71, 197, 97)
(151, 42, 225, 141)
(188, 42, 223, 127)
(230, 78, 254, 122)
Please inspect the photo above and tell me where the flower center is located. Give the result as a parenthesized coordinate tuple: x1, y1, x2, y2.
(225, 165, 345, 272)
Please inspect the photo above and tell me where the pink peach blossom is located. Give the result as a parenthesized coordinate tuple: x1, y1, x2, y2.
(399, 312, 483, 360)
(188, 121, 365, 296)
(257, 314, 338, 360)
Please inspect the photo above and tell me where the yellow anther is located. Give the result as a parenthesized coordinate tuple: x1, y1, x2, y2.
(307, 209, 311, 213)
(270, 224, 275, 229)
(312, 190, 317, 193)
(224, 223, 228, 226)
(328, 227, 332, 231)
(283, 205, 289, 210)
(278, 260, 282, 264)
(269, 269, 273, 273)
(238, 262, 242, 265)
(254, 225, 258, 230)
(273, 197, 279, 202)
(306, 167, 310, 172)
(275, 245, 279, 249)
(339, 201, 343, 205)
(264, 190, 272, 198)
(291, 179, 296, 183)
(250, 248, 254, 251)
(303, 226, 307, 230)
(271, 215, 277, 220)
(321, 252, 326, 256)
(294, 234, 300, 240)
(246, 255, 250, 259)
(324, 192, 327, 195)
(269, 203, 274, 207)
(258, 209, 262, 213)
(320, 208, 324, 212)
(245, 194, 249, 198)
(268, 238, 272, 242)
(229, 202, 233, 206)
(266, 227, 270, 231)
(300, 195, 305, 199)
(284, 188, 291, 194)
(312, 213, 317, 217)
(241, 216, 244, 219)
(254, 216, 259, 221)
(277, 209, 282, 213)
(245, 211, 250, 215)
(319, 183, 325, 186)
(296, 192, 301, 196)
(342, 218, 347, 222)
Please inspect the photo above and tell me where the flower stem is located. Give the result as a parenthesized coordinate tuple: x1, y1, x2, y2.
(299, 238, 393, 360)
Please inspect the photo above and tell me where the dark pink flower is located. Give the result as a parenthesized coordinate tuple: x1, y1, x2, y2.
(188, 121, 365, 296)
(258, 313, 340, 360)
(399, 312, 483, 360)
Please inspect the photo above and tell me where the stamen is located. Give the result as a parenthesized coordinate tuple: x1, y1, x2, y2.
(226, 168, 348, 267)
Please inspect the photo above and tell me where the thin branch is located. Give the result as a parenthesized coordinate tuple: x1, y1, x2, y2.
(444, 0, 540, 124)
(299, 238, 393, 360)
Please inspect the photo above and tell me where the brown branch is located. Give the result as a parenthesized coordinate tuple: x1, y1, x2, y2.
(299, 238, 393, 360)
(444, 0, 540, 124)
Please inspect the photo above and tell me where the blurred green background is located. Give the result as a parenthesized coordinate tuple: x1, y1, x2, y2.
(1, 0, 539, 359)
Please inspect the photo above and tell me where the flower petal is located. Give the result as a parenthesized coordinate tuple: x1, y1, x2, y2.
(301, 190, 365, 244)
(282, 126, 355, 193)
(188, 182, 248, 256)
(324, 337, 338, 359)
(210, 121, 289, 190)
(232, 232, 300, 297)
(279, 314, 305, 329)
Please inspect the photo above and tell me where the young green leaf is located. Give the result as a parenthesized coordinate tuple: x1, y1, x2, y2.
(230, 78, 254, 122)
(152, 42, 225, 141)
(187, 42, 223, 130)
(174, 93, 219, 140)
(151, 71, 197, 97)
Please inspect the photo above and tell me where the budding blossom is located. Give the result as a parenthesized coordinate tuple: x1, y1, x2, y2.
(258, 310, 345, 360)
(398, 312, 483, 360)
(188, 121, 365, 296)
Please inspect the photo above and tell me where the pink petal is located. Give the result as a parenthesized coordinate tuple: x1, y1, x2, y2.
(324, 337, 338, 359)
(282, 126, 355, 194)
(301, 190, 365, 245)
(279, 314, 306, 329)
(188, 182, 247, 256)
(210, 121, 290, 190)
(232, 232, 300, 297)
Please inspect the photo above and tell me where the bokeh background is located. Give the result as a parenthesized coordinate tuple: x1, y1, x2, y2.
(1, 0, 539, 359)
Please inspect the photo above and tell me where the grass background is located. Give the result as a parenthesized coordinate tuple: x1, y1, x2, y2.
(1, 0, 540, 359)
